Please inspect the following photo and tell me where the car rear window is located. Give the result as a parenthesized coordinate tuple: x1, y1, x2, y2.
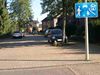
(51, 29, 62, 34)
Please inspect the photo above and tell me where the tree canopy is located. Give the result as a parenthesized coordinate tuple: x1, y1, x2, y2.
(41, 0, 63, 17)
(0, 0, 32, 37)
(9, 0, 32, 30)
(0, 0, 12, 35)
(41, 0, 99, 17)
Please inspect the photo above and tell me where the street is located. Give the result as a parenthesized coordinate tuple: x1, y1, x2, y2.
(0, 34, 100, 75)
(0, 34, 87, 63)
(0, 0, 100, 74)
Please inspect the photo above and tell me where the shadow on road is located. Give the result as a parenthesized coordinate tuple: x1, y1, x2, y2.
(61, 40, 100, 54)
(0, 35, 48, 49)
(0, 35, 100, 54)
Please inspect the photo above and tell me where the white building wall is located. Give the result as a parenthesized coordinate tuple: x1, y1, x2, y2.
(54, 18, 58, 27)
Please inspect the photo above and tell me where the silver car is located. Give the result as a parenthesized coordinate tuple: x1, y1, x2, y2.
(12, 31, 23, 38)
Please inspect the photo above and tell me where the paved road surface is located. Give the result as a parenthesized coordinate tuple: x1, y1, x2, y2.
(0, 34, 100, 75)
(0, 64, 100, 75)
(0, 66, 75, 75)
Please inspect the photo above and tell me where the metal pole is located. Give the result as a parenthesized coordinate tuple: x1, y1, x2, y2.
(85, 18, 89, 60)
(85, 0, 89, 60)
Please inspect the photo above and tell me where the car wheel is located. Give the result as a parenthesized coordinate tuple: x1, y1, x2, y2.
(20, 36, 23, 38)
(48, 40, 51, 43)
(53, 40, 58, 46)
(59, 42, 63, 46)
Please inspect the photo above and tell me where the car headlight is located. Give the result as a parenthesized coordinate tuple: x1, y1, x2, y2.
(52, 36, 55, 39)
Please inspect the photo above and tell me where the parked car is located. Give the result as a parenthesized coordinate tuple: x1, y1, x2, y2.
(12, 31, 24, 38)
(48, 29, 68, 46)
(32, 30, 38, 35)
(44, 29, 51, 37)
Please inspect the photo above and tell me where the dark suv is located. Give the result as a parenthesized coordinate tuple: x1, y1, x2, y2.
(48, 29, 68, 46)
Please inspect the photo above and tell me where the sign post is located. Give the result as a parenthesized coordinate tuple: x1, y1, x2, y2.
(85, 0, 89, 60)
(75, 2, 98, 60)
(85, 16, 89, 60)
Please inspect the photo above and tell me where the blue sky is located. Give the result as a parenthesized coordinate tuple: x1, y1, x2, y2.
(31, 0, 48, 23)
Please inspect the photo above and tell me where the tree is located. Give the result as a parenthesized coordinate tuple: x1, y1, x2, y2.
(41, 0, 73, 38)
(0, 0, 33, 37)
(41, 0, 63, 17)
(0, 0, 13, 36)
(41, 0, 100, 41)
(10, 0, 32, 30)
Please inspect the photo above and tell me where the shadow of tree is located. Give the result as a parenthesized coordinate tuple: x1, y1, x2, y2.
(0, 35, 48, 49)
(61, 40, 100, 54)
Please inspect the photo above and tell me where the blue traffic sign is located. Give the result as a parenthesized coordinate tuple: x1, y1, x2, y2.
(75, 2, 98, 18)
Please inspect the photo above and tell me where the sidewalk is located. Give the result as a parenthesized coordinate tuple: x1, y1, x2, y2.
(0, 63, 100, 75)
(69, 63, 100, 75)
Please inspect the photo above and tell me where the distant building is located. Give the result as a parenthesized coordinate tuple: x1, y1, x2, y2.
(30, 20, 39, 28)
(42, 15, 61, 31)
(42, 17, 52, 31)
(26, 24, 33, 33)
(38, 24, 42, 31)
(26, 20, 39, 33)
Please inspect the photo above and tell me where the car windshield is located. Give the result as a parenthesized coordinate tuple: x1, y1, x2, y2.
(51, 29, 62, 34)
(45, 30, 49, 33)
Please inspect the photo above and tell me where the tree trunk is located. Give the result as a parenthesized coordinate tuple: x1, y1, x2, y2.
(62, 0, 67, 43)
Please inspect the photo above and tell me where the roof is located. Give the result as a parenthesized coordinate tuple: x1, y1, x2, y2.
(42, 16, 53, 22)
(42, 13, 62, 22)
(30, 20, 39, 24)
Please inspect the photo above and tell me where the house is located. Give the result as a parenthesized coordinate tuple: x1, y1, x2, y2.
(26, 24, 33, 33)
(29, 20, 39, 31)
(42, 15, 61, 31)
(42, 17, 53, 31)
(30, 20, 39, 28)
(38, 24, 42, 32)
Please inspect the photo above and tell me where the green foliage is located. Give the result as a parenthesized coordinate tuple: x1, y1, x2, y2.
(0, 0, 13, 36)
(0, 0, 32, 37)
(10, 0, 32, 30)
(0, 8, 11, 34)
(41, 0, 63, 17)
(90, 19, 100, 26)
(66, 24, 77, 37)
(41, 0, 76, 17)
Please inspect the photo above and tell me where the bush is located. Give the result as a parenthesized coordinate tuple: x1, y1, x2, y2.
(89, 19, 100, 43)
(0, 33, 11, 39)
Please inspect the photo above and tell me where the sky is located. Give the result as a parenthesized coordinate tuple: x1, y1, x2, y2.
(7, 0, 48, 24)
(31, 0, 48, 24)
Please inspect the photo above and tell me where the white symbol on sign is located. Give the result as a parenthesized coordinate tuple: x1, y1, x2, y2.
(83, 4, 88, 8)
(77, 6, 81, 16)
(90, 4, 96, 11)
(89, 8, 95, 15)
(87, 11, 90, 16)
(91, 4, 96, 9)
(88, 4, 96, 15)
